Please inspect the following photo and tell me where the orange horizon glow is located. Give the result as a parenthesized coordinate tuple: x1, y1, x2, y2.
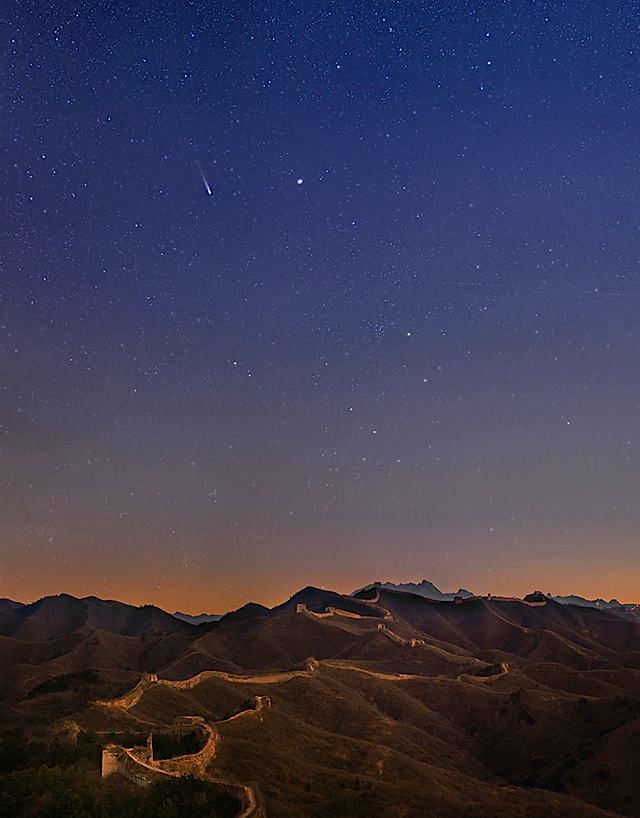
(4, 517, 640, 614)
(4, 560, 639, 615)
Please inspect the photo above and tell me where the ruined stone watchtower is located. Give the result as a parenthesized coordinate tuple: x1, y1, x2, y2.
(101, 745, 121, 777)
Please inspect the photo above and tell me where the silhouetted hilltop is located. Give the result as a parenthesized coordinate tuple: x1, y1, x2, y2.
(0, 598, 24, 614)
(0, 594, 197, 640)
(276, 585, 384, 617)
(218, 602, 271, 624)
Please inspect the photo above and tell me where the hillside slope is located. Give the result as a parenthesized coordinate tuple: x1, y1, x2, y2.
(2, 586, 640, 816)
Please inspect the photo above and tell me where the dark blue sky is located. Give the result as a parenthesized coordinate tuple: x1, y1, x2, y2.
(3, 1, 640, 610)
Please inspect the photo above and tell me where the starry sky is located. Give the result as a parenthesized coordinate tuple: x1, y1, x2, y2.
(3, 1, 640, 613)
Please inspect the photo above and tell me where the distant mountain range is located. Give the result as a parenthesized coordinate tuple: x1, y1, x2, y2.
(548, 593, 640, 622)
(172, 611, 222, 624)
(354, 580, 640, 623)
(355, 579, 475, 601)
(2, 581, 638, 640)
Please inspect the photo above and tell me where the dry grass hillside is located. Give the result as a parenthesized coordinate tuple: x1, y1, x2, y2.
(2, 586, 640, 816)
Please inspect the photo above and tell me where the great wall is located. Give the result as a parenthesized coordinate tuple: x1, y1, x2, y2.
(99, 686, 270, 817)
(295, 601, 489, 665)
(95, 654, 430, 815)
(95, 592, 521, 816)
(96, 669, 310, 711)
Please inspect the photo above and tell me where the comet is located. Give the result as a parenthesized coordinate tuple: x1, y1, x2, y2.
(198, 163, 212, 196)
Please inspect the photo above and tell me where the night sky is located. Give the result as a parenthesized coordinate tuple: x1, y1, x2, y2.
(3, 1, 640, 613)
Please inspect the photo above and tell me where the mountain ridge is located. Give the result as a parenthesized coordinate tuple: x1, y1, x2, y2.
(0, 593, 199, 640)
(2, 583, 640, 815)
(173, 611, 223, 624)
(353, 579, 640, 622)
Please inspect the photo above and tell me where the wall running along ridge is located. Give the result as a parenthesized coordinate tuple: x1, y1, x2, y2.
(99, 693, 269, 817)
(98, 593, 521, 814)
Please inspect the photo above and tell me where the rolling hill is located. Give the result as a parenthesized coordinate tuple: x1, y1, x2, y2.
(2, 585, 639, 816)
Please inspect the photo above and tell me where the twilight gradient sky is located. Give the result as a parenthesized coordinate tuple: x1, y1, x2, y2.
(3, 1, 640, 613)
